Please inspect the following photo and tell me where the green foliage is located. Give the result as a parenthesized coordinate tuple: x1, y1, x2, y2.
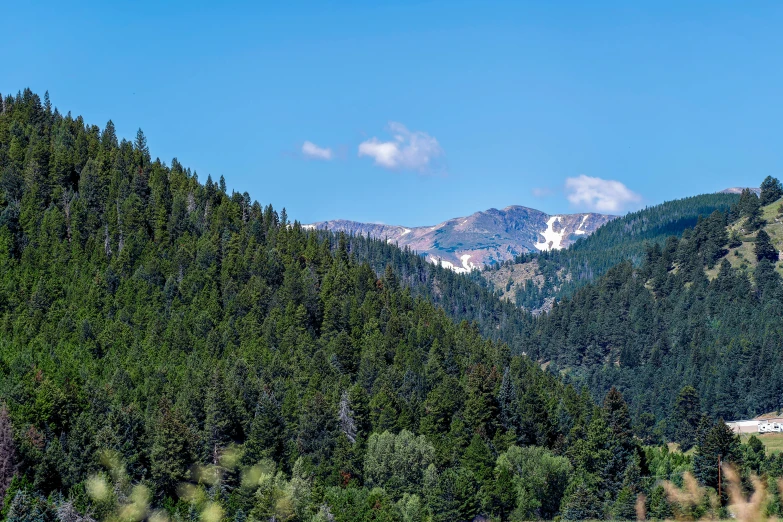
(645, 444, 691, 482)
(560, 471, 603, 521)
(760, 176, 783, 206)
(500, 193, 739, 309)
(425, 466, 478, 522)
(693, 419, 740, 491)
(736, 188, 764, 231)
(363, 430, 434, 499)
(495, 445, 571, 519)
(0, 89, 642, 521)
(755, 229, 778, 262)
(671, 386, 703, 451)
(521, 199, 783, 423)
(7, 88, 783, 521)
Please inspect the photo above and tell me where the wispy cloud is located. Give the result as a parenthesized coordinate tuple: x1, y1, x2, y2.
(358, 122, 443, 172)
(565, 175, 641, 212)
(302, 141, 333, 160)
(531, 187, 553, 198)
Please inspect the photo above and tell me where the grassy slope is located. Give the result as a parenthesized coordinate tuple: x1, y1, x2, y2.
(741, 433, 783, 455)
(705, 200, 783, 280)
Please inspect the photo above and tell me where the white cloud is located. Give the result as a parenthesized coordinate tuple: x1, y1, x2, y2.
(358, 122, 443, 172)
(565, 175, 641, 212)
(302, 141, 333, 160)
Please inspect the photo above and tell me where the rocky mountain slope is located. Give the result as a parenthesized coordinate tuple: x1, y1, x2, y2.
(721, 187, 760, 196)
(306, 206, 614, 272)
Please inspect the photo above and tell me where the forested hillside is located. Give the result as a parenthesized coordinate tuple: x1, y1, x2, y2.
(0, 90, 684, 521)
(330, 234, 530, 348)
(4, 89, 783, 521)
(483, 194, 739, 310)
(522, 184, 783, 433)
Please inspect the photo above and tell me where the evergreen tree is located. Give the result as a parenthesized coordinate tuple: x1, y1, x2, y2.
(670, 386, 702, 451)
(134, 128, 149, 160)
(693, 419, 740, 492)
(602, 388, 638, 497)
(561, 473, 603, 521)
(245, 393, 285, 465)
(612, 487, 637, 520)
(740, 188, 763, 230)
(755, 229, 777, 262)
(760, 175, 783, 206)
(150, 399, 194, 496)
(427, 467, 478, 522)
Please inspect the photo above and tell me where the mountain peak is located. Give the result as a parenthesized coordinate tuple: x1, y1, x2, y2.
(720, 187, 761, 196)
(308, 206, 615, 272)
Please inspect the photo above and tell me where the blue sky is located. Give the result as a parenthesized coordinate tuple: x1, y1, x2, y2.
(4, 1, 783, 225)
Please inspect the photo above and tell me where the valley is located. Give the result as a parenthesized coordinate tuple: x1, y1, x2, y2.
(0, 89, 780, 522)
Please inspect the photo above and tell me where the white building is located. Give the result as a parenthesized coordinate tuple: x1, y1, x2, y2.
(726, 419, 760, 434)
(726, 417, 783, 434)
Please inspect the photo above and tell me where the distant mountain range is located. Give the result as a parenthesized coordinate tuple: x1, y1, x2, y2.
(305, 206, 615, 272)
(720, 187, 761, 196)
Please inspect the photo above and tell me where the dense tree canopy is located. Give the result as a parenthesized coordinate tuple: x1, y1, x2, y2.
(2, 89, 782, 521)
(521, 188, 783, 428)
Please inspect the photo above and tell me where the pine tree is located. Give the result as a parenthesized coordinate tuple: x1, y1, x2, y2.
(671, 386, 702, 451)
(497, 366, 516, 430)
(648, 485, 673, 519)
(427, 467, 478, 522)
(150, 399, 194, 495)
(602, 388, 637, 497)
(134, 128, 149, 159)
(755, 229, 777, 262)
(244, 392, 285, 465)
(461, 434, 494, 484)
(486, 466, 516, 521)
(612, 487, 637, 520)
(740, 188, 763, 231)
(760, 176, 783, 206)
(693, 418, 740, 491)
(561, 473, 603, 521)
(203, 370, 233, 464)
(102, 120, 118, 150)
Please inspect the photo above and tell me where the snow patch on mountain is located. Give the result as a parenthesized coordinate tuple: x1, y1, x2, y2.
(428, 255, 467, 274)
(306, 207, 615, 272)
(534, 216, 567, 251)
(460, 254, 478, 271)
(574, 215, 589, 235)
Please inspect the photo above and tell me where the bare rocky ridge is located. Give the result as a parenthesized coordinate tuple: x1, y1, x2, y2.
(720, 187, 761, 196)
(306, 206, 614, 272)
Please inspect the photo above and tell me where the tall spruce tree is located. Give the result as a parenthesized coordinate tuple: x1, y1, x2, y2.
(755, 229, 777, 262)
(760, 176, 783, 206)
(693, 419, 740, 493)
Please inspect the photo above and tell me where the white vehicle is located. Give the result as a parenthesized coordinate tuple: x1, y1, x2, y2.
(759, 421, 783, 433)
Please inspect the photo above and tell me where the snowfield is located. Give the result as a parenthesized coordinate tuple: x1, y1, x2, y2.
(534, 216, 567, 251)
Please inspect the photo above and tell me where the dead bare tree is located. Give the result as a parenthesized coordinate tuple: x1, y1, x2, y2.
(0, 403, 17, 504)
